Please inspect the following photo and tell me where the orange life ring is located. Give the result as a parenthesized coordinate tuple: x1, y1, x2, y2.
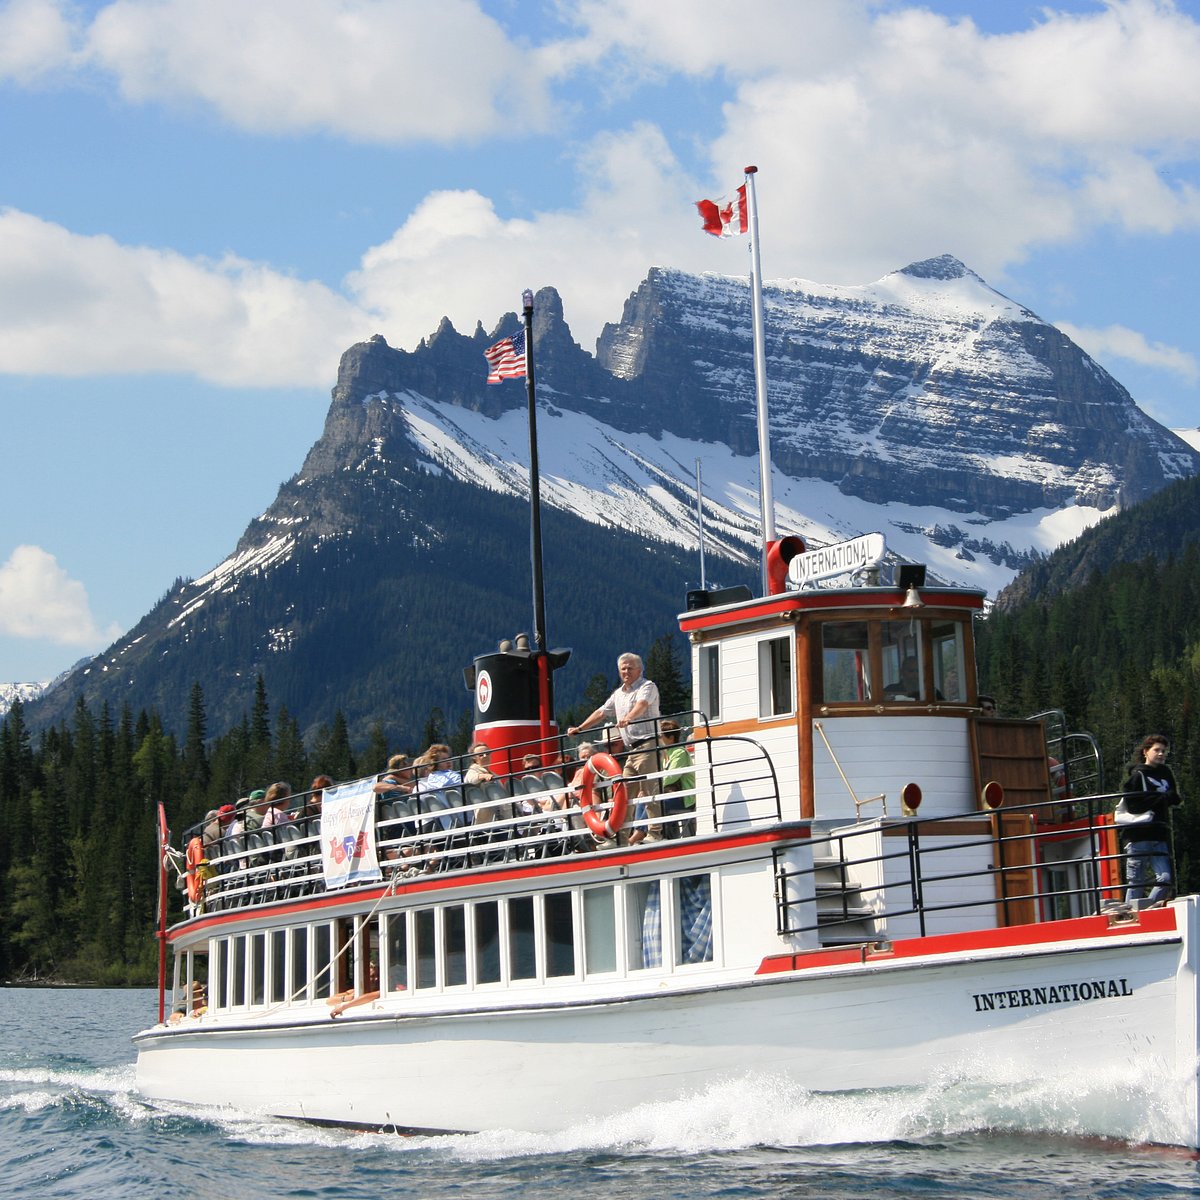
(185, 837, 207, 904)
(578, 751, 628, 839)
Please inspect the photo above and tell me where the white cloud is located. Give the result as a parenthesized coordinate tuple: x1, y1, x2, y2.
(1057, 321, 1200, 385)
(83, 0, 554, 142)
(348, 123, 705, 353)
(2, 2, 1200, 375)
(0, 0, 78, 82)
(0, 209, 372, 384)
(0, 545, 120, 646)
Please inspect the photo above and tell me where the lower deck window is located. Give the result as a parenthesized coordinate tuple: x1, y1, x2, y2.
(444, 905, 467, 987)
(474, 901, 501, 984)
(676, 875, 713, 964)
(191, 871, 717, 1011)
(386, 913, 408, 993)
(583, 886, 616, 974)
(544, 892, 575, 978)
(415, 909, 437, 989)
(508, 896, 537, 980)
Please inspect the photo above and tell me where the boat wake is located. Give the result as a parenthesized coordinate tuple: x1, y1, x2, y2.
(61, 1057, 1191, 1157)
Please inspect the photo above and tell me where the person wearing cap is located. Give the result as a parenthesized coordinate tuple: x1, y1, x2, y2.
(203, 802, 244, 875)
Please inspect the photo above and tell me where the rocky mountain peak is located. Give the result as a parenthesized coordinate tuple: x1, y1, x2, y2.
(898, 253, 974, 281)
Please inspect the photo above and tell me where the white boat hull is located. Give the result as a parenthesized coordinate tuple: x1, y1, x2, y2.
(136, 901, 1200, 1143)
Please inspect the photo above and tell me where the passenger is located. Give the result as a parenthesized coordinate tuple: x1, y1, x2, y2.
(168, 980, 207, 1024)
(242, 789, 268, 830)
(329, 960, 381, 1018)
(567, 652, 663, 842)
(464, 743, 499, 826)
(563, 742, 600, 852)
(373, 754, 414, 797)
(296, 775, 332, 821)
(421, 743, 464, 791)
(978, 694, 998, 716)
(257, 782, 291, 830)
(464, 744, 496, 786)
(658, 720, 697, 838)
(204, 803, 243, 872)
(1117, 733, 1183, 907)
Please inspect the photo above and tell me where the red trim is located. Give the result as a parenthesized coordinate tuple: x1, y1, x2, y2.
(679, 588, 984, 633)
(756, 907, 1180, 975)
(170, 825, 812, 942)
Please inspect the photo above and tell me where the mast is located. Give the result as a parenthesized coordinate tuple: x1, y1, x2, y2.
(744, 165, 775, 593)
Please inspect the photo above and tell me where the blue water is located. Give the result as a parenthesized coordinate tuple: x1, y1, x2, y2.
(2, 988, 1199, 1199)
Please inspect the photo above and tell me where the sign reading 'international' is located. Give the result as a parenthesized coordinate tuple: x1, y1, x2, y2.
(787, 533, 887, 588)
(971, 977, 1133, 1012)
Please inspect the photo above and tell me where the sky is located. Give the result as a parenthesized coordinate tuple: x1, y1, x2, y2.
(2, 0, 1200, 685)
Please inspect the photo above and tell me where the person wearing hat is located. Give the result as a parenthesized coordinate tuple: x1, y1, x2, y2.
(202, 802, 244, 875)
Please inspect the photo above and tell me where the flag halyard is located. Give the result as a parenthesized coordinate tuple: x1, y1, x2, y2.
(484, 328, 527, 382)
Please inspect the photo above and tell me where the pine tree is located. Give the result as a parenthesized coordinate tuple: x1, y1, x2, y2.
(646, 633, 690, 716)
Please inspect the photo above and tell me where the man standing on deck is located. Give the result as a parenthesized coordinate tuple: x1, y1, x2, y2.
(567, 652, 663, 842)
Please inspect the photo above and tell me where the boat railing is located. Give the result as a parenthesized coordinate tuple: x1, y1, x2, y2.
(178, 729, 781, 916)
(775, 790, 1126, 941)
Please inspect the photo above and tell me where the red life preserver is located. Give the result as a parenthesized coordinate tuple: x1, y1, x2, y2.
(577, 751, 629, 839)
(185, 837, 207, 904)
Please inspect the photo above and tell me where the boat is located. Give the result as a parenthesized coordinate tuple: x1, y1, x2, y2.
(133, 534, 1200, 1147)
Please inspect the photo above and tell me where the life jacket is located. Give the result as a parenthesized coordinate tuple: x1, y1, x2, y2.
(185, 836, 208, 904)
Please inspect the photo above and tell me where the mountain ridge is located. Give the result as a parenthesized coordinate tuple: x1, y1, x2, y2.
(18, 255, 1198, 740)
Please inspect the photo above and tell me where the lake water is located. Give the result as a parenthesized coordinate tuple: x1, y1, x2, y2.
(1, 986, 1198, 1199)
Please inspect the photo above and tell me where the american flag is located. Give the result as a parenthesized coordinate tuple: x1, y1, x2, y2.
(484, 328, 526, 383)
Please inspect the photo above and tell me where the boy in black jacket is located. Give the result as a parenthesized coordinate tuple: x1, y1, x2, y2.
(1117, 734, 1182, 906)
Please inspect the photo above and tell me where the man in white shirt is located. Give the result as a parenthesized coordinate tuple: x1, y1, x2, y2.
(567, 652, 663, 842)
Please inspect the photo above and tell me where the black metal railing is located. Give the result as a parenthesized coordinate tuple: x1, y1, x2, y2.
(774, 791, 1127, 941)
(177, 720, 781, 917)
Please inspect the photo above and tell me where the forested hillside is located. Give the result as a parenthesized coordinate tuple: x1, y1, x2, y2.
(976, 474, 1200, 889)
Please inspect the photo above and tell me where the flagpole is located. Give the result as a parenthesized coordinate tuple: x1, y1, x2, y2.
(522, 290, 554, 743)
(695, 457, 707, 591)
(744, 165, 775, 594)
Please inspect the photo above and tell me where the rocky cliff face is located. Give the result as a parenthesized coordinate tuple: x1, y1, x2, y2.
(596, 255, 1195, 515)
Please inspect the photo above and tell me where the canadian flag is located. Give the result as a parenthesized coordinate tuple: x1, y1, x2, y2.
(695, 184, 748, 237)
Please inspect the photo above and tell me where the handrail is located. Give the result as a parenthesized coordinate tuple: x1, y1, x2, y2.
(775, 791, 1125, 940)
(178, 729, 779, 919)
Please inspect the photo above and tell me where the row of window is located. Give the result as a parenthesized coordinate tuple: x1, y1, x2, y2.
(696, 615, 971, 719)
(173, 873, 715, 1016)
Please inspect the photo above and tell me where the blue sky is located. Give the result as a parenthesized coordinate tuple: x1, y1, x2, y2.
(2, 0, 1200, 684)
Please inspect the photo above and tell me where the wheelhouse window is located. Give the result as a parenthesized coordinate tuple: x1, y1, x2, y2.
(931, 620, 966, 702)
(758, 635, 794, 718)
(880, 620, 923, 700)
(821, 621, 872, 701)
(813, 615, 973, 707)
(698, 643, 721, 721)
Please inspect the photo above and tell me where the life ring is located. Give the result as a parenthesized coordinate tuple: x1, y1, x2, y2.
(185, 837, 207, 904)
(578, 751, 628, 839)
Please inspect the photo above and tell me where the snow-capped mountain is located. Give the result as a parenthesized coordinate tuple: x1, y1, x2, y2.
(24, 255, 1198, 742)
(0, 681, 47, 718)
